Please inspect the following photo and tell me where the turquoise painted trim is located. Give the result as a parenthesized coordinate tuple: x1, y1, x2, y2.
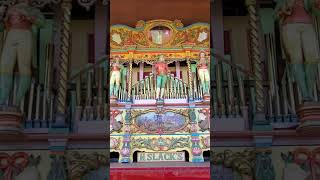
(192, 156, 204, 163)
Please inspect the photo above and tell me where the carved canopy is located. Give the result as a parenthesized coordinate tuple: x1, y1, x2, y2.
(110, 19, 210, 63)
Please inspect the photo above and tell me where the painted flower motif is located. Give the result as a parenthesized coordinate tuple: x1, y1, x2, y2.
(112, 33, 122, 44)
(191, 124, 198, 132)
(121, 148, 130, 156)
(110, 138, 119, 149)
(205, 137, 210, 146)
(197, 31, 208, 42)
(192, 147, 202, 155)
(124, 125, 131, 132)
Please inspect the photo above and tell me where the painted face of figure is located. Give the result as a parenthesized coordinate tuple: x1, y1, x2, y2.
(200, 52, 206, 58)
(115, 57, 120, 64)
(159, 55, 165, 62)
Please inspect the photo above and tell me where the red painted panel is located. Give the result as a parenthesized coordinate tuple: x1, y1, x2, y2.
(110, 167, 210, 180)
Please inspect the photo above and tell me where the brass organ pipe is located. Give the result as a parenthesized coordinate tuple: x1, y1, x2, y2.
(281, 81, 288, 116)
(314, 84, 318, 102)
(270, 35, 281, 116)
(145, 76, 149, 99)
(12, 78, 17, 105)
(216, 62, 223, 115)
(35, 85, 41, 120)
(97, 68, 103, 106)
(287, 74, 296, 114)
(184, 83, 187, 98)
(170, 76, 172, 98)
(266, 35, 274, 117)
(143, 79, 146, 98)
(86, 71, 92, 106)
(42, 86, 47, 122)
(173, 77, 176, 98)
(237, 70, 245, 107)
(227, 65, 234, 115)
(297, 85, 302, 104)
(166, 76, 169, 99)
(28, 81, 35, 121)
(20, 96, 24, 113)
(150, 75, 154, 98)
(76, 77, 81, 106)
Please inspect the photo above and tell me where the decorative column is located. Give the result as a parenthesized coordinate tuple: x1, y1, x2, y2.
(186, 57, 193, 100)
(54, 0, 72, 128)
(245, 0, 270, 130)
(120, 111, 132, 163)
(128, 59, 133, 101)
(189, 109, 204, 162)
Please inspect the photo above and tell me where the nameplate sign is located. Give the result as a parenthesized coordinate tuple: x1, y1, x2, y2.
(138, 152, 185, 162)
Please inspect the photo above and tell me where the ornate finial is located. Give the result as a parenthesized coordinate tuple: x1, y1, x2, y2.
(173, 19, 183, 28)
(136, 20, 146, 28)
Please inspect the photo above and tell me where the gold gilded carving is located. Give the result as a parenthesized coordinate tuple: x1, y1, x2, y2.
(110, 19, 210, 49)
(67, 152, 108, 180)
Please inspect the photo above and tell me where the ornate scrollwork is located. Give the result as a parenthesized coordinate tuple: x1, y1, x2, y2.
(111, 19, 209, 49)
(212, 149, 255, 177)
(67, 152, 108, 180)
(131, 136, 190, 151)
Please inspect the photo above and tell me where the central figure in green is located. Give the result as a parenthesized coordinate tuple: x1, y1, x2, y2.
(154, 55, 169, 100)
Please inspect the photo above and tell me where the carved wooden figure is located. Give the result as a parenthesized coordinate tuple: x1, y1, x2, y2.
(275, 0, 320, 102)
(0, 0, 45, 107)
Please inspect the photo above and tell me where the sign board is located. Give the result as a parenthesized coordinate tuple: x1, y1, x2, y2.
(137, 152, 185, 162)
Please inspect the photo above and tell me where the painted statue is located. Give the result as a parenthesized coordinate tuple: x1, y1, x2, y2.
(197, 51, 210, 95)
(110, 56, 124, 97)
(275, 0, 320, 102)
(0, 0, 45, 106)
(154, 55, 169, 100)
